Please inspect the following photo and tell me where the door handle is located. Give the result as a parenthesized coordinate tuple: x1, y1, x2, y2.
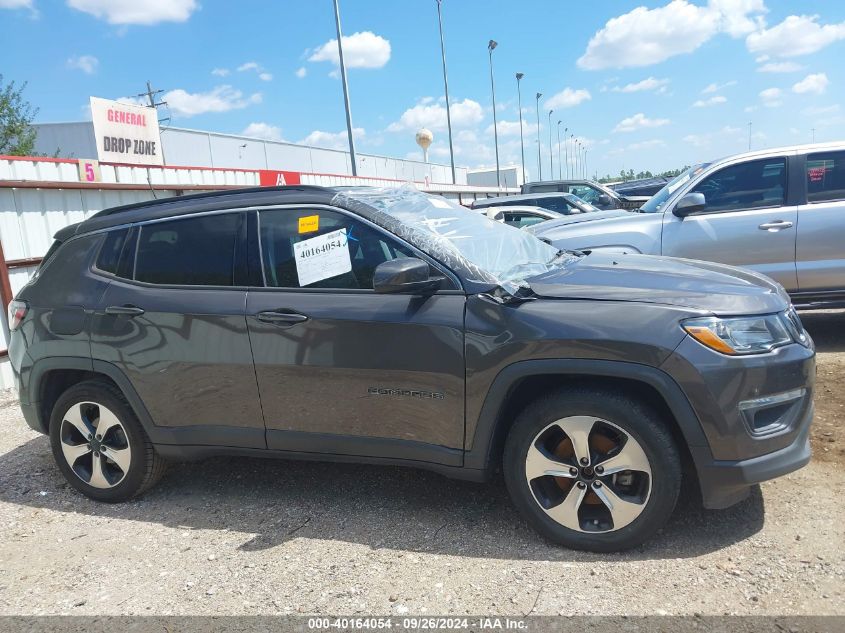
(758, 220, 793, 231)
(104, 305, 145, 317)
(255, 310, 309, 326)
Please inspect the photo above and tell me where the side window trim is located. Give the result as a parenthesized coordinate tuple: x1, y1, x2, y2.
(254, 204, 463, 293)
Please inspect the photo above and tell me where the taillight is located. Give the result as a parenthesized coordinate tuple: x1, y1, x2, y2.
(8, 300, 28, 331)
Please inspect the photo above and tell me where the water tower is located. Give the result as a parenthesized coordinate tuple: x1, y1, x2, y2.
(415, 128, 434, 163)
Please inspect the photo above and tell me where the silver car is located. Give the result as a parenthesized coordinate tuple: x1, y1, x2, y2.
(531, 142, 845, 308)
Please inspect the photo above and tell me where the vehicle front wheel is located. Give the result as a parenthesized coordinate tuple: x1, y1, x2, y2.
(503, 387, 681, 552)
(49, 380, 166, 502)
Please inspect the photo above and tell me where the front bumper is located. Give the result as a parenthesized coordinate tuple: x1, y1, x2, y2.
(691, 400, 812, 508)
(661, 336, 815, 508)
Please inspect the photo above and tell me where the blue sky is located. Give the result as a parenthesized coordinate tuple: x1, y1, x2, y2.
(2, 0, 844, 179)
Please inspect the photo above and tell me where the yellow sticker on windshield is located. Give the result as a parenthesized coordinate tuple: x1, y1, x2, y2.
(298, 215, 319, 234)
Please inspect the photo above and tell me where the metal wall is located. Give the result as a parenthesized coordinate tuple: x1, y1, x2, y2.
(34, 123, 469, 185)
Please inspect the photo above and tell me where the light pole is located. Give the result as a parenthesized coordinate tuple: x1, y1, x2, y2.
(565, 130, 570, 179)
(548, 109, 554, 180)
(535, 92, 542, 180)
(556, 121, 562, 179)
(515, 72, 525, 184)
(575, 140, 580, 178)
(332, 0, 357, 176)
(435, 0, 456, 184)
(487, 39, 500, 188)
(583, 148, 588, 179)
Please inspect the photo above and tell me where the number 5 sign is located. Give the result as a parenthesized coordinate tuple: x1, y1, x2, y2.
(77, 159, 102, 183)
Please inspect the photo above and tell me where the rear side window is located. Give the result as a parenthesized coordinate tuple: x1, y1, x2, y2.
(134, 213, 241, 286)
(807, 151, 845, 203)
(691, 158, 786, 213)
(95, 228, 128, 275)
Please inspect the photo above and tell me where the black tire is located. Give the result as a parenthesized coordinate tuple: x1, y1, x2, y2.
(503, 386, 681, 552)
(49, 380, 166, 502)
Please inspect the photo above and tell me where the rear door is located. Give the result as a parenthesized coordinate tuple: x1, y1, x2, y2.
(246, 206, 466, 463)
(796, 150, 845, 293)
(90, 211, 265, 448)
(661, 156, 798, 291)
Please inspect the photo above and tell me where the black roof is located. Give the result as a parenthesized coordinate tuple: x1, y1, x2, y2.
(55, 185, 340, 241)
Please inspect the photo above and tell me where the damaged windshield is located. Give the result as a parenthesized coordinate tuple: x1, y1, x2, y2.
(332, 187, 572, 291)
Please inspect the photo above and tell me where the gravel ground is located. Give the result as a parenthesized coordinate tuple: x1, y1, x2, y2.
(0, 312, 843, 617)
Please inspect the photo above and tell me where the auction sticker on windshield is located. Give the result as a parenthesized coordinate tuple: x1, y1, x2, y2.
(294, 228, 352, 286)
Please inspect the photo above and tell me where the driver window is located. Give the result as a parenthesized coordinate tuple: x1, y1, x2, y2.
(259, 209, 417, 289)
(691, 158, 786, 213)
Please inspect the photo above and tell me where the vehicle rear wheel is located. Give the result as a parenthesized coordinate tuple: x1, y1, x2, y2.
(49, 380, 166, 502)
(503, 387, 681, 552)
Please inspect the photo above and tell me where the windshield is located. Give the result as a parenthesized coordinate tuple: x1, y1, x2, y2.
(332, 187, 567, 290)
(564, 194, 600, 213)
(639, 163, 710, 213)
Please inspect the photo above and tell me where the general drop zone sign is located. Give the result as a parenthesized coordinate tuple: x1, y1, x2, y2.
(90, 96, 164, 166)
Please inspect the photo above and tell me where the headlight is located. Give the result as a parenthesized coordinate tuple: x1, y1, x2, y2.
(682, 314, 794, 355)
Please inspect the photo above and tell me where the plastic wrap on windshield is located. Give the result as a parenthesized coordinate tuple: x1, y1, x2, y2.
(331, 187, 572, 295)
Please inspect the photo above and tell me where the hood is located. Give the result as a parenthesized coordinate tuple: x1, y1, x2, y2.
(526, 210, 629, 233)
(527, 252, 789, 314)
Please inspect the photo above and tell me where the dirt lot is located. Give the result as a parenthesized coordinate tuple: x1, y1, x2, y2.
(0, 312, 843, 617)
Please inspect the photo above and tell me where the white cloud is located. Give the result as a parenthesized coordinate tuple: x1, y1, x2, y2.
(237, 62, 261, 72)
(613, 113, 670, 133)
(803, 104, 840, 116)
(67, 55, 98, 74)
(485, 120, 518, 137)
(627, 139, 666, 151)
(759, 87, 782, 107)
(747, 15, 845, 58)
(611, 77, 670, 93)
(387, 98, 483, 133)
(0, 0, 32, 8)
(683, 134, 710, 148)
(211, 68, 230, 77)
(701, 80, 736, 94)
(295, 67, 307, 79)
(577, 0, 765, 70)
(546, 88, 591, 109)
(161, 85, 262, 118)
(792, 73, 829, 95)
(693, 95, 727, 107)
(258, 72, 273, 82)
(67, 0, 197, 25)
(242, 123, 283, 142)
(308, 31, 391, 70)
(757, 61, 803, 73)
(298, 128, 365, 151)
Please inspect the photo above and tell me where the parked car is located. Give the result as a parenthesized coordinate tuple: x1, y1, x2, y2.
(9, 186, 814, 552)
(485, 205, 565, 229)
(531, 142, 845, 309)
(471, 191, 601, 215)
(521, 179, 649, 210)
(610, 176, 672, 198)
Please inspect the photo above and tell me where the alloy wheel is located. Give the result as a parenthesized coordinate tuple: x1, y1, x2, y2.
(59, 401, 132, 489)
(524, 415, 652, 533)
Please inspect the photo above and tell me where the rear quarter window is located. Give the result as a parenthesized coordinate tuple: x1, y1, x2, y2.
(807, 151, 845, 203)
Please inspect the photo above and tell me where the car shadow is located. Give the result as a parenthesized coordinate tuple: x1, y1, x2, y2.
(1, 435, 764, 562)
(798, 309, 845, 353)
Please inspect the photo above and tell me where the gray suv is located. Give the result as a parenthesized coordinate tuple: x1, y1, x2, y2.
(8, 186, 814, 552)
(531, 143, 845, 309)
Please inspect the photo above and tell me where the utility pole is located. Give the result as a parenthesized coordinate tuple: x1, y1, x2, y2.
(333, 0, 358, 176)
(135, 80, 169, 124)
(811, 128, 816, 143)
(435, 0, 456, 184)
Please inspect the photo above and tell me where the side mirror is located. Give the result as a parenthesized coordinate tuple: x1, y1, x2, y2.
(373, 258, 442, 295)
(597, 194, 612, 206)
(673, 192, 706, 217)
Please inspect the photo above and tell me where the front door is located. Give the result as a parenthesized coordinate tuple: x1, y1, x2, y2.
(90, 211, 266, 448)
(662, 156, 798, 291)
(246, 206, 466, 463)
